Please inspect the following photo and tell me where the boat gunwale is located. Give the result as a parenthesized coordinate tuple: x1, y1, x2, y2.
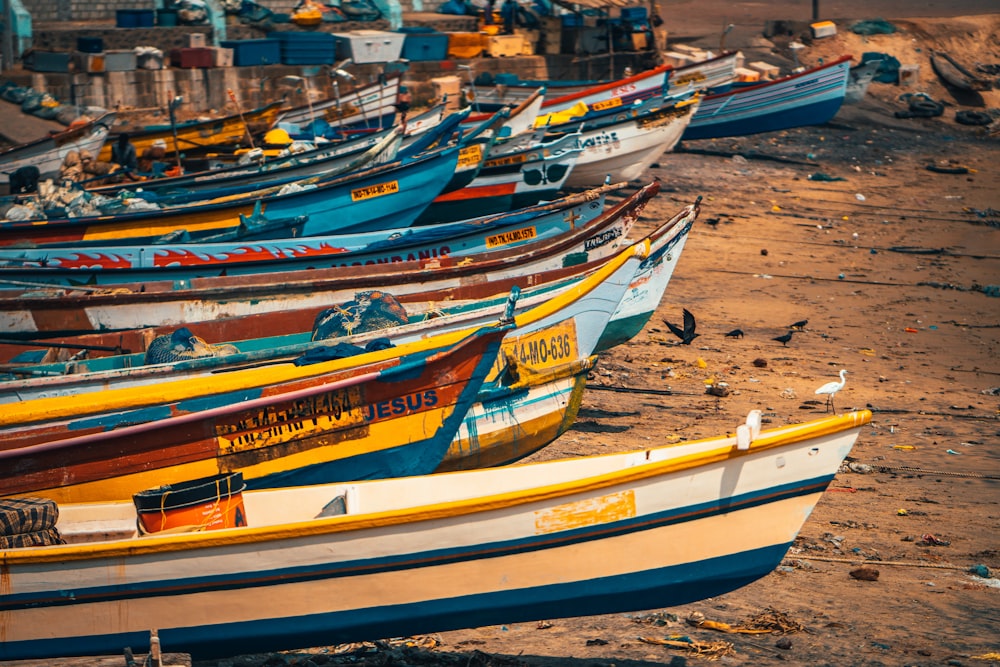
(2, 410, 872, 564)
(0, 181, 660, 307)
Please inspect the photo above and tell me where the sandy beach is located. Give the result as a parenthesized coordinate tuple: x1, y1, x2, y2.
(186, 10, 1000, 667)
(1, 4, 997, 667)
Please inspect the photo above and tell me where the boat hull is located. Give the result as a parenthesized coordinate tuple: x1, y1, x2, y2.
(682, 56, 851, 140)
(0, 113, 116, 185)
(0, 411, 871, 660)
(564, 101, 696, 187)
(0, 146, 459, 248)
(437, 356, 593, 471)
(0, 327, 507, 502)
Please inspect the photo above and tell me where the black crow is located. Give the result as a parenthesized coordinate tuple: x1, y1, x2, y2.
(663, 308, 699, 345)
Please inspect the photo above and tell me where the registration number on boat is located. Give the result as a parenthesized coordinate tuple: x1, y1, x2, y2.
(216, 387, 365, 453)
(458, 144, 483, 167)
(351, 180, 399, 201)
(486, 225, 537, 248)
(485, 153, 527, 168)
(500, 320, 578, 372)
(590, 97, 623, 111)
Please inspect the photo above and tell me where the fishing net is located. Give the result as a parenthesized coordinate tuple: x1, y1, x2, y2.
(144, 327, 239, 365)
(311, 291, 409, 341)
(851, 18, 897, 35)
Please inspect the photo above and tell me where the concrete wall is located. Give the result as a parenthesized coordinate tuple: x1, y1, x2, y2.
(19, 0, 389, 23)
(4, 50, 654, 114)
(21, 0, 157, 23)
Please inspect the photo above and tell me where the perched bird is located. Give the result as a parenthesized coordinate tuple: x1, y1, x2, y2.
(663, 308, 699, 345)
(772, 331, 795, 346)
(815, 369, 848, 413)
(788, 319, 809, 330)
(724, 328, 744, 339)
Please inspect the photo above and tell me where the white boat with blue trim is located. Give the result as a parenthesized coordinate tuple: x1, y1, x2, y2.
(0, 409, 871, 660)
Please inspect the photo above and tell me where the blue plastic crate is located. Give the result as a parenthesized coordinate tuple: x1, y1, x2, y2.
(399, 31, 448, 61)
(116, 9, 155, 27)
(271, 32, 336, 65)
(220, 39, 282, 66)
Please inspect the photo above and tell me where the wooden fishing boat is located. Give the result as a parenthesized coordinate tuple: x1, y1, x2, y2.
(437, 203, 699, 471)
(88, 126, 402, 201)
(0, 181, 658, 344)
(0, 409, 872, 660)
(563, 94, 699, 187)
(0, 242, 650, 499)
(0, 324, 508, 501)
(416, 132, 581, 224)
(681, 55, 852, 140)
(472, 64, 672, 115)
(0, 112, 116, 189)
(438, 355, 597, 472)
(0, 143, 460, 247)
(474, 51, 737, 107)
(94, 109, 485, 211)
(460, 86, 546, 139)
(0, 191, 699, 408)
(99, 101, 285, 162)
(0, 177, 612, 285)
(274, 72, 402, 133)
(929, 49, 992, 92)
(495, 89, 698, 187)
(844, 57, 882, 104)
(595, 197, 698, 351)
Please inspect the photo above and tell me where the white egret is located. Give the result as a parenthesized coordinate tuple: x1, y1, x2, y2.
(815, 369, 848, 413)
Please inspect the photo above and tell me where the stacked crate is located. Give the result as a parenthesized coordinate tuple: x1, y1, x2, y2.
(219, 39, 282, 66)
(272, 32, 337, 65)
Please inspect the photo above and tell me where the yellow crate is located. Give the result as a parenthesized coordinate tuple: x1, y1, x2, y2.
(487, 34, 527, 57)
(734, 66, 760, 83)
(810, 20, 837, 38)
(447, 32, 487, 59)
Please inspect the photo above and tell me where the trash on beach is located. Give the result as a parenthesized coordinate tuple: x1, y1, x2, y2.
(638, 634, 736, 657)
(738, 608, 805, 634)
(849, 565, 880, 581)
(852, 19, 897, 35)
(808, 172, 846, 181)
(969, 564, 991, 578)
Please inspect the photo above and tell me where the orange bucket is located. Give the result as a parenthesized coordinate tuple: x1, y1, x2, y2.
(133, 472, 248, 535)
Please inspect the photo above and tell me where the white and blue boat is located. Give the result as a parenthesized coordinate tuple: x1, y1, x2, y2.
(682, 55, 852, 140)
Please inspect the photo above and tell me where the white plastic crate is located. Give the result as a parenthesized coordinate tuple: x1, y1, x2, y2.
(333, 30, 405, 64)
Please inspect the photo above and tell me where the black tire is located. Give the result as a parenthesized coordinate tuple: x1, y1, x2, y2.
(955, 110, 992, 126)
(0, 496, 59, 535)
(909, 99, 944, 117)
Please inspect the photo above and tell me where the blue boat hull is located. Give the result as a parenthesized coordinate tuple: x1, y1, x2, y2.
(682, 56, 851, 140)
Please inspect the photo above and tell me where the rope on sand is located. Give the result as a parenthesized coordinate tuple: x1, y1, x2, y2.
(869, 464, 1000, 480)
(792, 555, 976, 572)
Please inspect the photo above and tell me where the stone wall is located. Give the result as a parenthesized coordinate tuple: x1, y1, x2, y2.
(3, 48, 654, 115)
(20, 0, 388, 24)
(21, 0, 157, 23)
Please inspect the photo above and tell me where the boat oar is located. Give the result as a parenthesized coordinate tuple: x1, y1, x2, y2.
(168, 94, 184, 173)
(228, 88, 257, 150)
